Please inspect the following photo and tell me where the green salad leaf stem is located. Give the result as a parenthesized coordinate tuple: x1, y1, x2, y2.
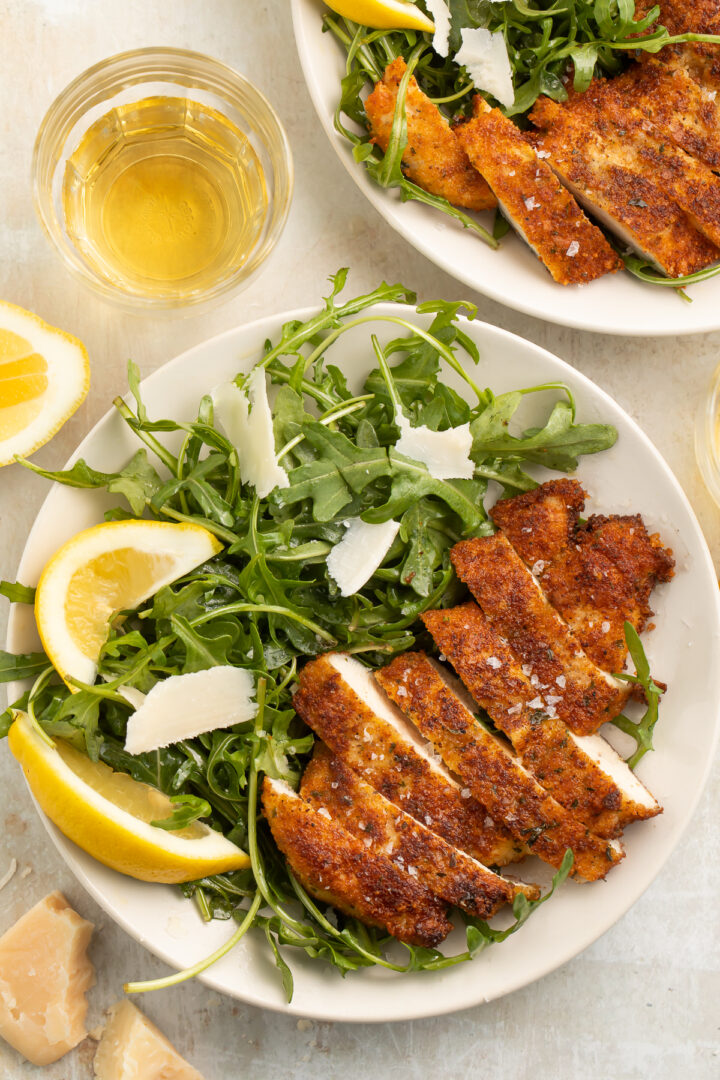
(611, 621, 665, 768)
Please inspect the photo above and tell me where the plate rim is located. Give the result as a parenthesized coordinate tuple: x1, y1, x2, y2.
(290, 0, 720, 337)
(6, 303, 720, 1021)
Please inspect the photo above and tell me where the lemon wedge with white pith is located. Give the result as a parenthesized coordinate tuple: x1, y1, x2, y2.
(0, 300, 89, 466)
(325, 0, 435, 32)
(8, 712, 249, 883)
(35, 520, 223, 688)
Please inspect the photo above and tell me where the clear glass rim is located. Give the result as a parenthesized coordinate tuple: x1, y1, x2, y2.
(32, 46, 294, 313)
(695, 361, 720, 507)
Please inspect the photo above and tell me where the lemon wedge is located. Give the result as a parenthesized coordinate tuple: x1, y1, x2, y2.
(0, 300, 89, 467)
(35, 520, 223, 687)
(324, 0, 435, 32)
(8, 711, 249, 883)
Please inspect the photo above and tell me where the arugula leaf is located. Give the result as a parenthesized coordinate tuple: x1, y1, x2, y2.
(151, 793, 212, 831)
(20, 449, 163, 516)
(471, 399, 617, 471)
(610, 622, 665, 769)
(0, 581, 35, 604)
(363, 449, 490, 536)
(0, 650, 49, 683)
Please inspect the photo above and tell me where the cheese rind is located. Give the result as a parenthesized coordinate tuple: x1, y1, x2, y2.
(0, 890, 95, 1066)
(94, 999, 204, 1080)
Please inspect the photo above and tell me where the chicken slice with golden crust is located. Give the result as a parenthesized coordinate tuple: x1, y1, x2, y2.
(422, 602, 660, 838)
(529, 80, 720, 250)
(491, 483, 674, 673)
(453, 98, 622, 284)
(376, 653, 624, 881)
(451, 533, 629, 735)
(364, 57, 496, 211)
(529, 95, 720, 278)
(490, 478, 586, 566)
(262, 777, 451, 947)
(292, 652, 525, 866)
(300, 743, 536, 917)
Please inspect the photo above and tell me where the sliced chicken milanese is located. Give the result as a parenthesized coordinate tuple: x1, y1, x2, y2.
(292, 652, 525, 866)
(527, 99, 719, 277)
(376, 653, 624, 881)
(451, 533, 629, 735)
(453, 97, 622, 285)
(300, 743, 537, 918)
(528, 84, 720, 250)
(364, 57, 497, 212)
(491, 482, 675, 673)
(422, 603, 660, 838)
(262, 777, 451, 947)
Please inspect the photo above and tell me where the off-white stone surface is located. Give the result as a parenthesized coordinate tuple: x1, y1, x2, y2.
(0, 1, 719, 1077)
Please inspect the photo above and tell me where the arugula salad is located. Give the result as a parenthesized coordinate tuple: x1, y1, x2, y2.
(1, 272, 660, 997)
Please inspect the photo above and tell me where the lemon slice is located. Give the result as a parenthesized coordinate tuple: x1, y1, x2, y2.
(35, 520, 223, 687)
(324, 0, 435, 32)
(0, 300, 89, 467)
(8, 711, 249, 883)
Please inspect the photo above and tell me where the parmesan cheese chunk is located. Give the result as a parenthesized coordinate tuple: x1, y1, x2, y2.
(326, 518, 400, 597)
(94, 1000, 204, 1080)
(456, 28, 515, 109)
(212, 369, 289, 498)
(124, 666, 257, 756)
(395, 408, 474, 479)
(0, 891, 95, 1066)
(425, 0, 451, 57)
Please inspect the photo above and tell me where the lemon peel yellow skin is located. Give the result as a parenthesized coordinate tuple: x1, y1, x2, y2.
(0, 300, 89, 467)
(8, 712, 250, 883)
(324, 0, 435, 32)
(34, 519, 224, 689)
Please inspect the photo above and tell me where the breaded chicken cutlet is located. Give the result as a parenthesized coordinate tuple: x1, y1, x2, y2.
(453, 97, 622, 284)
(528, 93, 720, 278)
(529, 84, 720, 251)
(422, 602, 660, 838)
(490, 481, 675, 673)
(364, 56, 496, 212)
(262, 777, 452, 947)
(376, 653, 625, 879)
(300, 743, 538, 917)
(292, 651, 525, 866)
(450, 532, 630, 734)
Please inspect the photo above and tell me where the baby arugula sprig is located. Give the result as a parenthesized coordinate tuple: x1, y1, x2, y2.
(0, 270, 628, 995)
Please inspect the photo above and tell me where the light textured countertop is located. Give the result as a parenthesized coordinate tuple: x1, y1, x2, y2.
(1, 1, 719, 1077)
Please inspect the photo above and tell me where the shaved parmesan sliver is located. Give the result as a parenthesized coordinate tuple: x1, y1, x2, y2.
(456, 27, 515, 109)
(117, 685, 146, 710)
(395, 408, 474, 479)
(212, 369, 289, 499)
(327, 518, 400, 597)
(124, 667, 257, 756)
(425, 0, 451, 57)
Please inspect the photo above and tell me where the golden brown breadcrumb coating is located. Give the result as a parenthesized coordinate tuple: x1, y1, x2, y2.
(376, 653, 624, 880)
(364, 57, 496, 211)
(262, 777, 452, 947)
(453, 97, 622, 284)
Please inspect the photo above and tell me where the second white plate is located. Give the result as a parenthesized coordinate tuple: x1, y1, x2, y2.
(292, 0, 720, 335)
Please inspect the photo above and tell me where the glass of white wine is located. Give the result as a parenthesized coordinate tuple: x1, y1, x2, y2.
(33, 48, 293, 312)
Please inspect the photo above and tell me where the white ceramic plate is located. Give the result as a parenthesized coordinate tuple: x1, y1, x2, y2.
(7, 305, 720, 1022)
(292, 0, 720, 336)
